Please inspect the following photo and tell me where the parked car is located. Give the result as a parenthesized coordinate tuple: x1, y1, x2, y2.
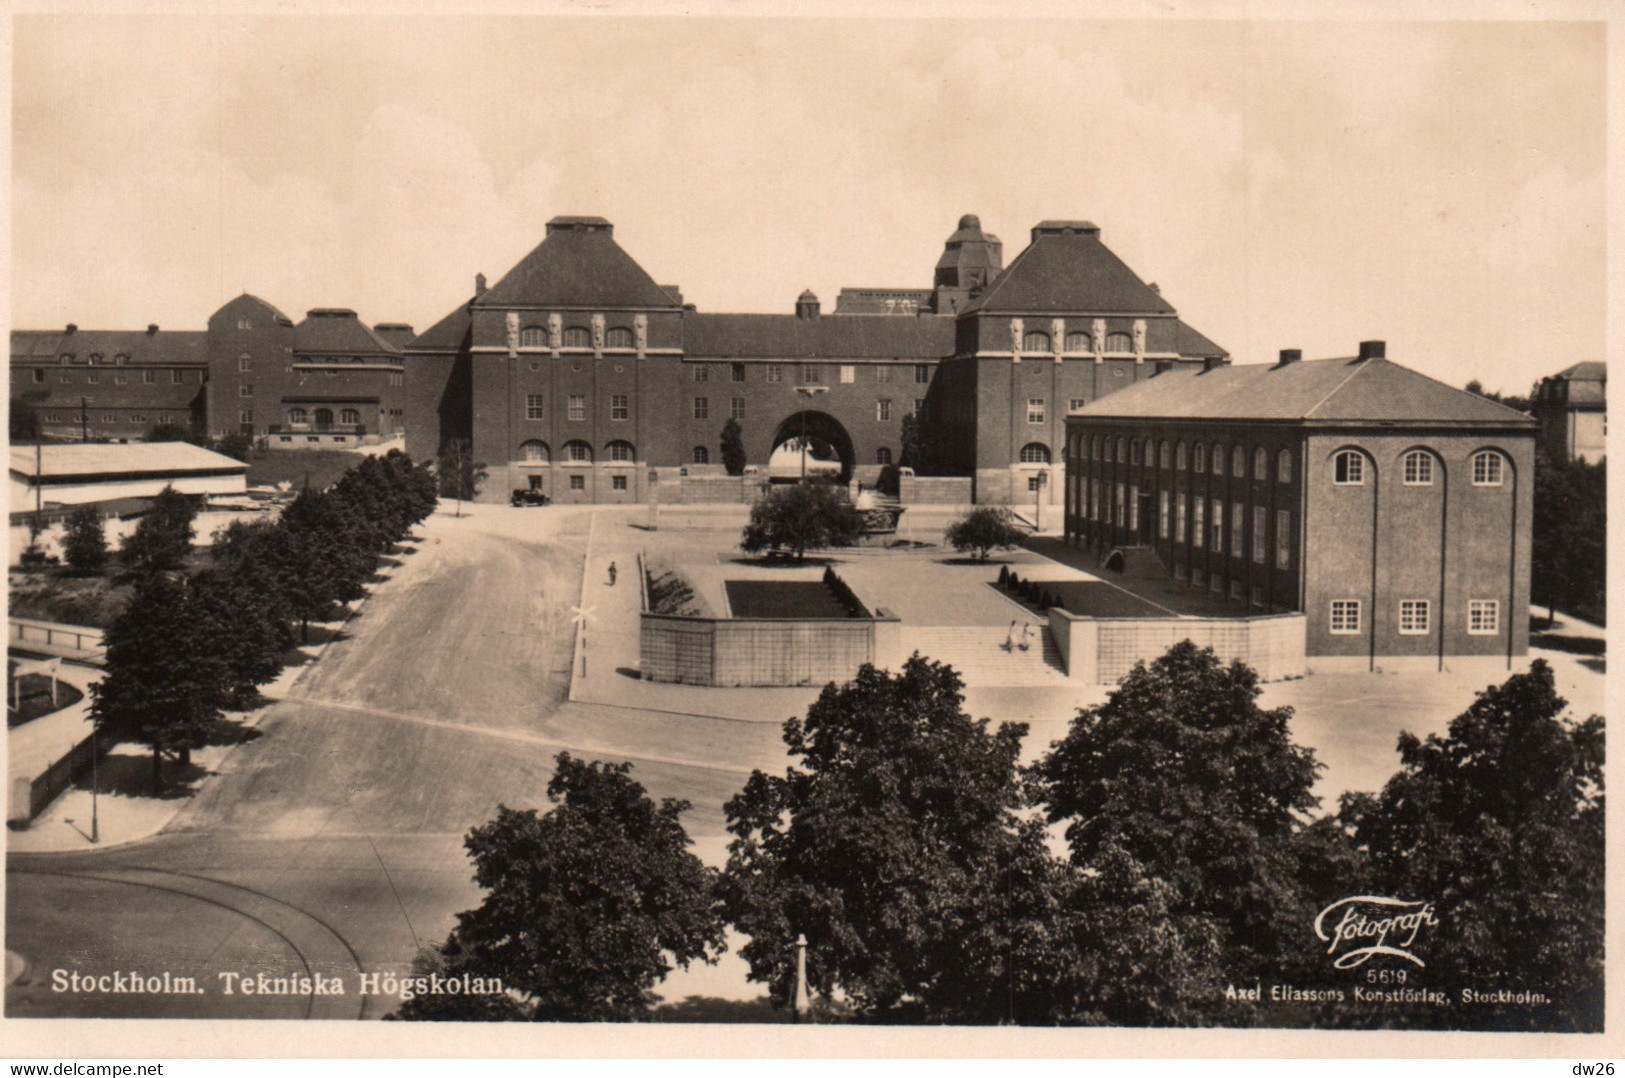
(511, 488, 550, 507)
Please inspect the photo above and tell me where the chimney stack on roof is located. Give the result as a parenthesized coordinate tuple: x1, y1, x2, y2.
(1358, 340, 1386, 362)
(475, 273, 487, 297)
(1277, 348, 1302, 367)
(65, 323, 77, 334)
(147, 324, 159, 335)
(1153, 359, 1174, 376)
(1202, 355, 1225, 372)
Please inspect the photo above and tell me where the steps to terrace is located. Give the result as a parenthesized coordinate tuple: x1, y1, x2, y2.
(899, 624, 1071, 687)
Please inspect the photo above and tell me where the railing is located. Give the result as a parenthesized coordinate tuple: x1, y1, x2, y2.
(9, 617, 106, 662)
(266, 424, 368, 436)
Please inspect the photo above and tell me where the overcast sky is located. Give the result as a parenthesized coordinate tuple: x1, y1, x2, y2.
(11, 12, 1605, 396)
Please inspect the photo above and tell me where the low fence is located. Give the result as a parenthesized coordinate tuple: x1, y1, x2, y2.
(9, 617, 106, 663)
(12, 729, 107, 826)
(1048, 608, 1306, 684)
(641, 609, 901, 687)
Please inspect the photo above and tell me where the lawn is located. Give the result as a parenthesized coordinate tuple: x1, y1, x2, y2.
(245, 448, 362, 492)
(725, 580, 852, 619)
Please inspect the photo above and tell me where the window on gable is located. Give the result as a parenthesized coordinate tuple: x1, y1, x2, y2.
(1334, 450, 1365, 485)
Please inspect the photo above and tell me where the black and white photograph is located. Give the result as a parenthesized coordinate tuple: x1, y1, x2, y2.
(1, 2, 1612, 1060)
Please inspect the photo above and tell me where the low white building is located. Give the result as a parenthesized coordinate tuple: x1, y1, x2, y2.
(10, 442, 248, 514)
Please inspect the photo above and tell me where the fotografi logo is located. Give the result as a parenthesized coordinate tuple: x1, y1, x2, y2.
(1314, 895, 1439, 969)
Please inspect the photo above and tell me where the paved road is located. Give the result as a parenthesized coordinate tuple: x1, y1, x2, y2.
(6, 504, 787, 1019)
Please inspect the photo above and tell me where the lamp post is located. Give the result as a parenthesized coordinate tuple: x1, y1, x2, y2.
(793, 386, 829, 480)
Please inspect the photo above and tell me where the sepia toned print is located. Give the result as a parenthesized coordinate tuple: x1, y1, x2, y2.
(3, 8, 1608, 1053)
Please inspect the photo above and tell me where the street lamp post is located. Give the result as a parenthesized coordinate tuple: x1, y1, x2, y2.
(793, 386, 829, 480)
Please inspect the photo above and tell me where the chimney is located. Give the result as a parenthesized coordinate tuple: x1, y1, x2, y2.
(475, 273, 487, 297)
(1153, 359, 1174, 376)
(1277, 348, 1301, 367)
(65, 323, 77, 334)
(147, 324, 159, 335)
(1202, 355, 1225, 372)
(1358, 340, 1385, 362)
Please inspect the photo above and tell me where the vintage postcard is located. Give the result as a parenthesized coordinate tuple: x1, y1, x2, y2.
(2, 1, 1616, 1060)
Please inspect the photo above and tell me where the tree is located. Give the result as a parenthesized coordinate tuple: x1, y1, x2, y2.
(10, 397, 42, 442)
(898, 412, 922, 469)
(62, 505, 108, 575)
(722, 656, 1037, 1020)
(210, 430, 255, 462)
(739, 479, 864, 561)
(396, 753, 725, 1021)
(90, 574, 227, 790)
(437, 438, 486, 517)
(719, 418, 747, 477)
(1532, 451, 1605, 624)
(944, 506, 1023, 561)
(1031, 641, 1329, 995)
(120, 485, 197, 574)
(1339, 661, 1604, 1031)
(190, 566, 293, 706)
(279, 488, 373, 637)
(145, 422, 201, 444)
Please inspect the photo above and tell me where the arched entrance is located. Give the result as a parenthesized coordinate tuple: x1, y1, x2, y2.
(769, 411, 856, 482)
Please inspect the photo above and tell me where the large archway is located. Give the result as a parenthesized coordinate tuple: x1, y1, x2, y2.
(769, 410, 856, 482)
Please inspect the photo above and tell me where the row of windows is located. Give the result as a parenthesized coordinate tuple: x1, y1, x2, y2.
(517, 325, 636, 349)
(1079, 435, 1294, 482)
(1128, 488, 1292, 566)
(1015, 331, 1136, 353)
(1334, 449, 1506, 487)
(518, 439, 637, 464)
(40, 368, 193, 385)
(56, 353, 132, 365)
(1328, 599, 1500, 635)
(693, 363, 934, 384)
(40, 412, 175, 425)
(287, 408, 363, 426)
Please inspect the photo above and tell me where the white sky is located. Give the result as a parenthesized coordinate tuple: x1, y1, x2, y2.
(9, 10, 1607, 396)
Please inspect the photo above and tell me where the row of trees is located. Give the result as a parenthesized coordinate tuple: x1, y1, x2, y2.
(1531, 451, 1606, 625)
(400, 644, 1602, 1030)
(90, 451, 439, 789)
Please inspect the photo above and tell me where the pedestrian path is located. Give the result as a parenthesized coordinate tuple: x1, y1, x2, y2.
(900, 625, 1071, 687)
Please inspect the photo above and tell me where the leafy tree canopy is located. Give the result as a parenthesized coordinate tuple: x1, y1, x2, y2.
(62, 504, 108, 575)
(945, 506, 1023, 561)
(720, 418, 747, 477)
(739, 479, 864, 561)
(120, 486, 198, 575)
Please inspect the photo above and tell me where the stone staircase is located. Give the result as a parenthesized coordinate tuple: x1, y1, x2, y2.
(899, 624, 1071, 686)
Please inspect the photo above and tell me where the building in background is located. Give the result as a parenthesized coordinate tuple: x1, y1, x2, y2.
(9, 441, 248, 514)
(10, 325, 208, 442)
(406, 214, 1229, 504)
(1532, 361, 1605, 464)
(1063, 342, 1537, 666)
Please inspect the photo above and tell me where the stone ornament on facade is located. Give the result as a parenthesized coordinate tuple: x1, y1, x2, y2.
(591, 313, 606, 353)
(1010, 317, 1024, 360)
(1133, 319, 1147, 356)
(505, 312, 520, 357)
(634, 314, 648, 357)
(1092, 318, 1106, 357)
(1052, 318, 1066, 362)
(548, 312, 562, 353)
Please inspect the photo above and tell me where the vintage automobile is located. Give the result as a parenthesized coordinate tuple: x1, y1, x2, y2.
(510, 488, 551, 507)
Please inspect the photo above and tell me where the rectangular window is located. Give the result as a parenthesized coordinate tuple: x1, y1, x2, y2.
(802, 365, 820, 384)
(87, 372, 100, 384)
(915, 364, 931, 384)
(611, 474, 628, 492)
(1027, 398, 1045, 424)
(1128, 484, 1139, 531)
(1176, 494, 1188, 543)
(1232, 501, 1244, 556)
(103, 413, 115, 423)
(731, 363, 746, 383)
(914, 399, 925, 416)
(1275, 510, 1291, 569)
(1250, 586, 1265, 608)
(30, 368, 43, 384)
(1230, 580, 1244, 601)
(1252, 506, 1267, 563)
(239, 357, 252, 372)
(58, 372, 71, 384)
(693, 397, 709, 420)
(693, 366, 709, 382)
(113, 372, 127, 384)
(876, 399, 892, 422)
(239, 384, 253, 397)
(172, 370, 183, 384)
(568, 394, 586, 421)
(569, 475, 585, 491)
(1069, 398, 1087, 413)
(1159, 490, 1170, 539)
(1086, 479, 1095, 521)
(1193, 498, 1205, 549)
(766, 364, 782, 383)
(876, 366, 891, 383)
(1211, 498, 1224, 552)
(143, 370, 156, 384)
(1468, 600, 1500, 635)
(731, 397, 746, 420)
(611, 394, 629, 421)
(1399, 599, 1431, 635)
(1330, 600, 1361, 634)
(526, 394, 545, 420)
(1028, 475, 1043, 493)
(1116, 483, 1126, 525)
(239, 409, 252, 424)
(840, 365, 855, 384)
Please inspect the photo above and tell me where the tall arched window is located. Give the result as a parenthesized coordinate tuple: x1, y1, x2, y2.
(1160, 441, 1171, 469)
(1334, 450, 1367, 485)
(1212, 444, 1225, 475)
(519, 326, 547, 347)
(1277, 449, 1293, 483)
(562, 326, 591, 348)
(1175, 442, 1187, 470)
(520, 440, 550, 463)
(1193, 444, 1206, 473)
(692, 446, 710, 464)
(1019, 443, 1051, 464)
(563, 440, 593, 463)
(1232, 445, 1246, 476)
(314, 408, 334, 430)
(1106, 332, 1133, 353)
(1022, 331, 1051, 352)
(340, 408, 360, 426)
(605, 440, 635, 462)
(1254, 447, 1268, 480)
(1115, 437, 1125, 463)
(1472, 450, 1505, 486)
(606, 327, 634, 349)
(1064, 332, 1091, 352)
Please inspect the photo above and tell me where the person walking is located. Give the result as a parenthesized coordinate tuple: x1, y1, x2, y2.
(607, 561, 618, 587)
(1005, 620, 1017, 652)
(1019, 623, 1032, 651)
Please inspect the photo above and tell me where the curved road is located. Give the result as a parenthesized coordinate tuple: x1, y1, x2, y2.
(7, 504, 786, 1019)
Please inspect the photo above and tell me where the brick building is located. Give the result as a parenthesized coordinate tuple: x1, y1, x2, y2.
(13, 296, 408, 450)
(1063, 343, 1537, 665)
(405, 214, 1228, 504)
(1532, 360, 1605, 464)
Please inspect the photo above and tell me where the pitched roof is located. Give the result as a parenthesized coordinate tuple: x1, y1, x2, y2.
(11, 441, 248, 480)
(1075, 356, 1537, 426)
(683, 313, 956, 360)
(475, 221, 681, 309)
(1551, 360, 1606, 382)
(1174, 319, 1228, 359)
(293, 309, 400, 357)
(964, 226, 1175, 316)
(404, 298, 474, 352)
(11, 329, 209, 366)
(213, 293, 295, 326)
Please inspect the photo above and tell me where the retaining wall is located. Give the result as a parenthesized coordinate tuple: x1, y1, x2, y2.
(641, 608, 901, 687)
(1048, 608, 1306, 684)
